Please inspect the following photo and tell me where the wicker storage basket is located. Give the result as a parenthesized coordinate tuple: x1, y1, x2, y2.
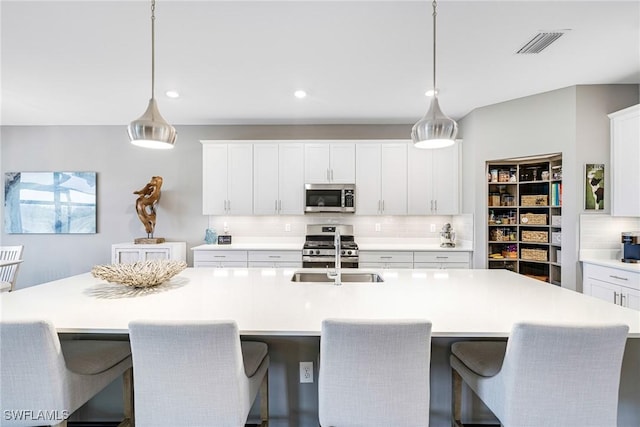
(520, 213, 547, 225)
(521, 248, 548, 261)
(521, 230, 548, 243)
(521, 195, 548, 206)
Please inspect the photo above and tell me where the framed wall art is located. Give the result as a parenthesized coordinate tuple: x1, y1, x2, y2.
(585, 163, 605, 210)
(4, 172, 97, 234)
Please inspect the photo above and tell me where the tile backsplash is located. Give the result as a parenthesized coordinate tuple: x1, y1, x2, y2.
(206, 214, 473, 241)
(579, 214, 640, 250)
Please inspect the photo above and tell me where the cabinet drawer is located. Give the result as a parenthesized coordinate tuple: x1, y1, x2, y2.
(359, 251, 413, 263)
(584, 264, 640, 291)
(193, 250, 248, 263)
(249, 261, 302, 268)
(414, 262, 470, 269)
(413, 252, 470, 263)
(359, 262, 414, 269)
(248, 251, 302, 262)
(194, 261, 247, 268)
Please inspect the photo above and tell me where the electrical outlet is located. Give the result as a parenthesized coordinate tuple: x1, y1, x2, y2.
(430, 224, 436, 232)
(375, 223, 381, 232)
(285, 223, 291, 232)
(300, 361, 313, 383)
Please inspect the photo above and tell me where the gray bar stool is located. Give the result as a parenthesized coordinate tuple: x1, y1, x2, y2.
(318, 318, 432, 427)
(128, 320, 269, 427)
(0, 319, 133, 427)
(450, 322, 629, 427)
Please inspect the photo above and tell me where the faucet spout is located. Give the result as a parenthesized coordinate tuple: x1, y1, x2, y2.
(327, 227, 342, 285)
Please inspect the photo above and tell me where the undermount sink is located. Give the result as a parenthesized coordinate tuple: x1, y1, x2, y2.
(291, 272, 384, 283)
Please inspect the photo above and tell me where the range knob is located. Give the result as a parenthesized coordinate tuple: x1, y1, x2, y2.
(341, 250, 346, 255)
(315, 250, 321, 255)
(346, 250, 352, 255)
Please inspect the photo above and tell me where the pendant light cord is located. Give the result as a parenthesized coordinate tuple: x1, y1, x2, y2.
(432, 0, 437, 94)
(151, 0, 156, 99)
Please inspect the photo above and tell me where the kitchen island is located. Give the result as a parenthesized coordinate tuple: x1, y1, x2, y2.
(2, 268, 639, 426)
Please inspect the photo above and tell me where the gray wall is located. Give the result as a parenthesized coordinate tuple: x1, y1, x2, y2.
(1, 124, 412, 288)
(459, 84, 638, 291)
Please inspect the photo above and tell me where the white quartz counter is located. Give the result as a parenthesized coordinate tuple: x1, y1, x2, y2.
(2, 268, 638, 337)
(192, 238, 473, 252)
(580, 249, 640, 273)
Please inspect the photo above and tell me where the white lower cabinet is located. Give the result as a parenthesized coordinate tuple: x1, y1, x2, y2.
(414, 251, 470, 269)
(248, 250, 302, 268)
(359, 251, 414, 269)
(583, 263, 640, 311)
(193, 250, 248, 268)
(111, 242, 186, 264)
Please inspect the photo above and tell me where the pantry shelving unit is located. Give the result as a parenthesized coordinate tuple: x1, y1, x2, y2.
(486, 154, 562, 285)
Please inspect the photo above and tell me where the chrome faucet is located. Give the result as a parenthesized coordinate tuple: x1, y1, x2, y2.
(327, 228, 342, 285)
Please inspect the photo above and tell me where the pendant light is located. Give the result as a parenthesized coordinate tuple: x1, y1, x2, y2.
(128, 0, 177, 149)
(411, 0, 457, 149)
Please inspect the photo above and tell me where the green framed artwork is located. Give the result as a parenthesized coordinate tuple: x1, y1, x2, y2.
(585, 164, 604, 210)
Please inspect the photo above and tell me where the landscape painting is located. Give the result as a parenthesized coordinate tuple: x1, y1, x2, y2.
(4, 172, 96, 234)
(585, 164, 605, 210)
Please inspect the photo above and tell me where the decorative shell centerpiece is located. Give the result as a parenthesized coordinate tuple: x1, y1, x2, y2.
(91, 260, 187, 288)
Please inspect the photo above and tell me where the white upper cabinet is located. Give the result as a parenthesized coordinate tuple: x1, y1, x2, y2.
(304, 142, 356, 183)
(609, 105, 640, 217)
(202, 142, 253, 215)
(253, 143, 304, 215)
(408, 141, 460, 215)
(356, 142, 407, 215)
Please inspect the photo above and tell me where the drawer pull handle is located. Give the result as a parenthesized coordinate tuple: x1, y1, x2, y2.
(614, 292, 619, 305)
(268, 256, 281, 258)
(214, 255, 226, 258)
(609, 275, 628, 281)
(380, 256, 393, 259)
(436, 256, 448, 259)
(620, 294, 626, 306)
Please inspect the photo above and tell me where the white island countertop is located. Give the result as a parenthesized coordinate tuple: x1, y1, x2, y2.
(2, 268, 638, 337)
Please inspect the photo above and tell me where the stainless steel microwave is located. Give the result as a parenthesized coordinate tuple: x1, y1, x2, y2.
(304, 183, 355, 213)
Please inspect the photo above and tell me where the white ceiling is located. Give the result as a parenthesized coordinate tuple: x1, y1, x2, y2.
(1, 0, 639, 126)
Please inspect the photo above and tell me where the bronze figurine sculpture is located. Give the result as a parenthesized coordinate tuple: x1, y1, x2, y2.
(133, 176, 165, 243)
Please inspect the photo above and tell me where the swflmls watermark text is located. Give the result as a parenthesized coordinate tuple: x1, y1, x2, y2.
(3, 409, 69, 422)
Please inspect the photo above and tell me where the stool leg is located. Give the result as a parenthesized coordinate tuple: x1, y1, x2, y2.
(118, 367, 134, 427)
(452, 368, 463, 427)
(260, 370, 269, 427)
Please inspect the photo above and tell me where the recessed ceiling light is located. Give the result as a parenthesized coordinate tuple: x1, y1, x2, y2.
(165, 90, 180, 99)
(294, 90, 307, 99)
(424, 89, 438, 97)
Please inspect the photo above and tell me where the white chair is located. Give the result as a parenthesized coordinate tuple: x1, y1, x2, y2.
(450, 322, 629, 427)
(318, 319, 432, 427)
(128, 320, 270, 427)
(0, 245, 23, 292)
(0, 319, 133, 427)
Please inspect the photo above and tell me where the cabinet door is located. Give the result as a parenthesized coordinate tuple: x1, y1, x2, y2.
(355, 144, 382, 215)
(142, 248, 171, 261)
(305, 143, 331, 183)
(431, 142, 460, 214)
(407, 146, 433, 215)
(407, 142, 460, 215)
(611, 106, 640, 216)
(380, 143, 407, 215)
(227, 144, 253, 215)
(586, 277, 619, 305)
(622, 287, 640, 310)
(253, 144, 280, 215)
(114, 249, 141, 264)
(330, 143, 356, 183)
(202, 144, 228, 215)
(278, 143, 304, 214)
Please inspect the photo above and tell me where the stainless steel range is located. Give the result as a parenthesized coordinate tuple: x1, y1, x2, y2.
(302, 224, 359, 268)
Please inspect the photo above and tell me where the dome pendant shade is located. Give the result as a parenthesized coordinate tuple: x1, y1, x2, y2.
(128, 98, 177, 149)
(412, 96, 457, 149)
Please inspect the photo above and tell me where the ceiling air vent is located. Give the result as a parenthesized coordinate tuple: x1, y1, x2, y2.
(516, 31, 566, 54)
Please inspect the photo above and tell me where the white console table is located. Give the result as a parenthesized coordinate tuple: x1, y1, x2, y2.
(111, 242, 186, 264)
